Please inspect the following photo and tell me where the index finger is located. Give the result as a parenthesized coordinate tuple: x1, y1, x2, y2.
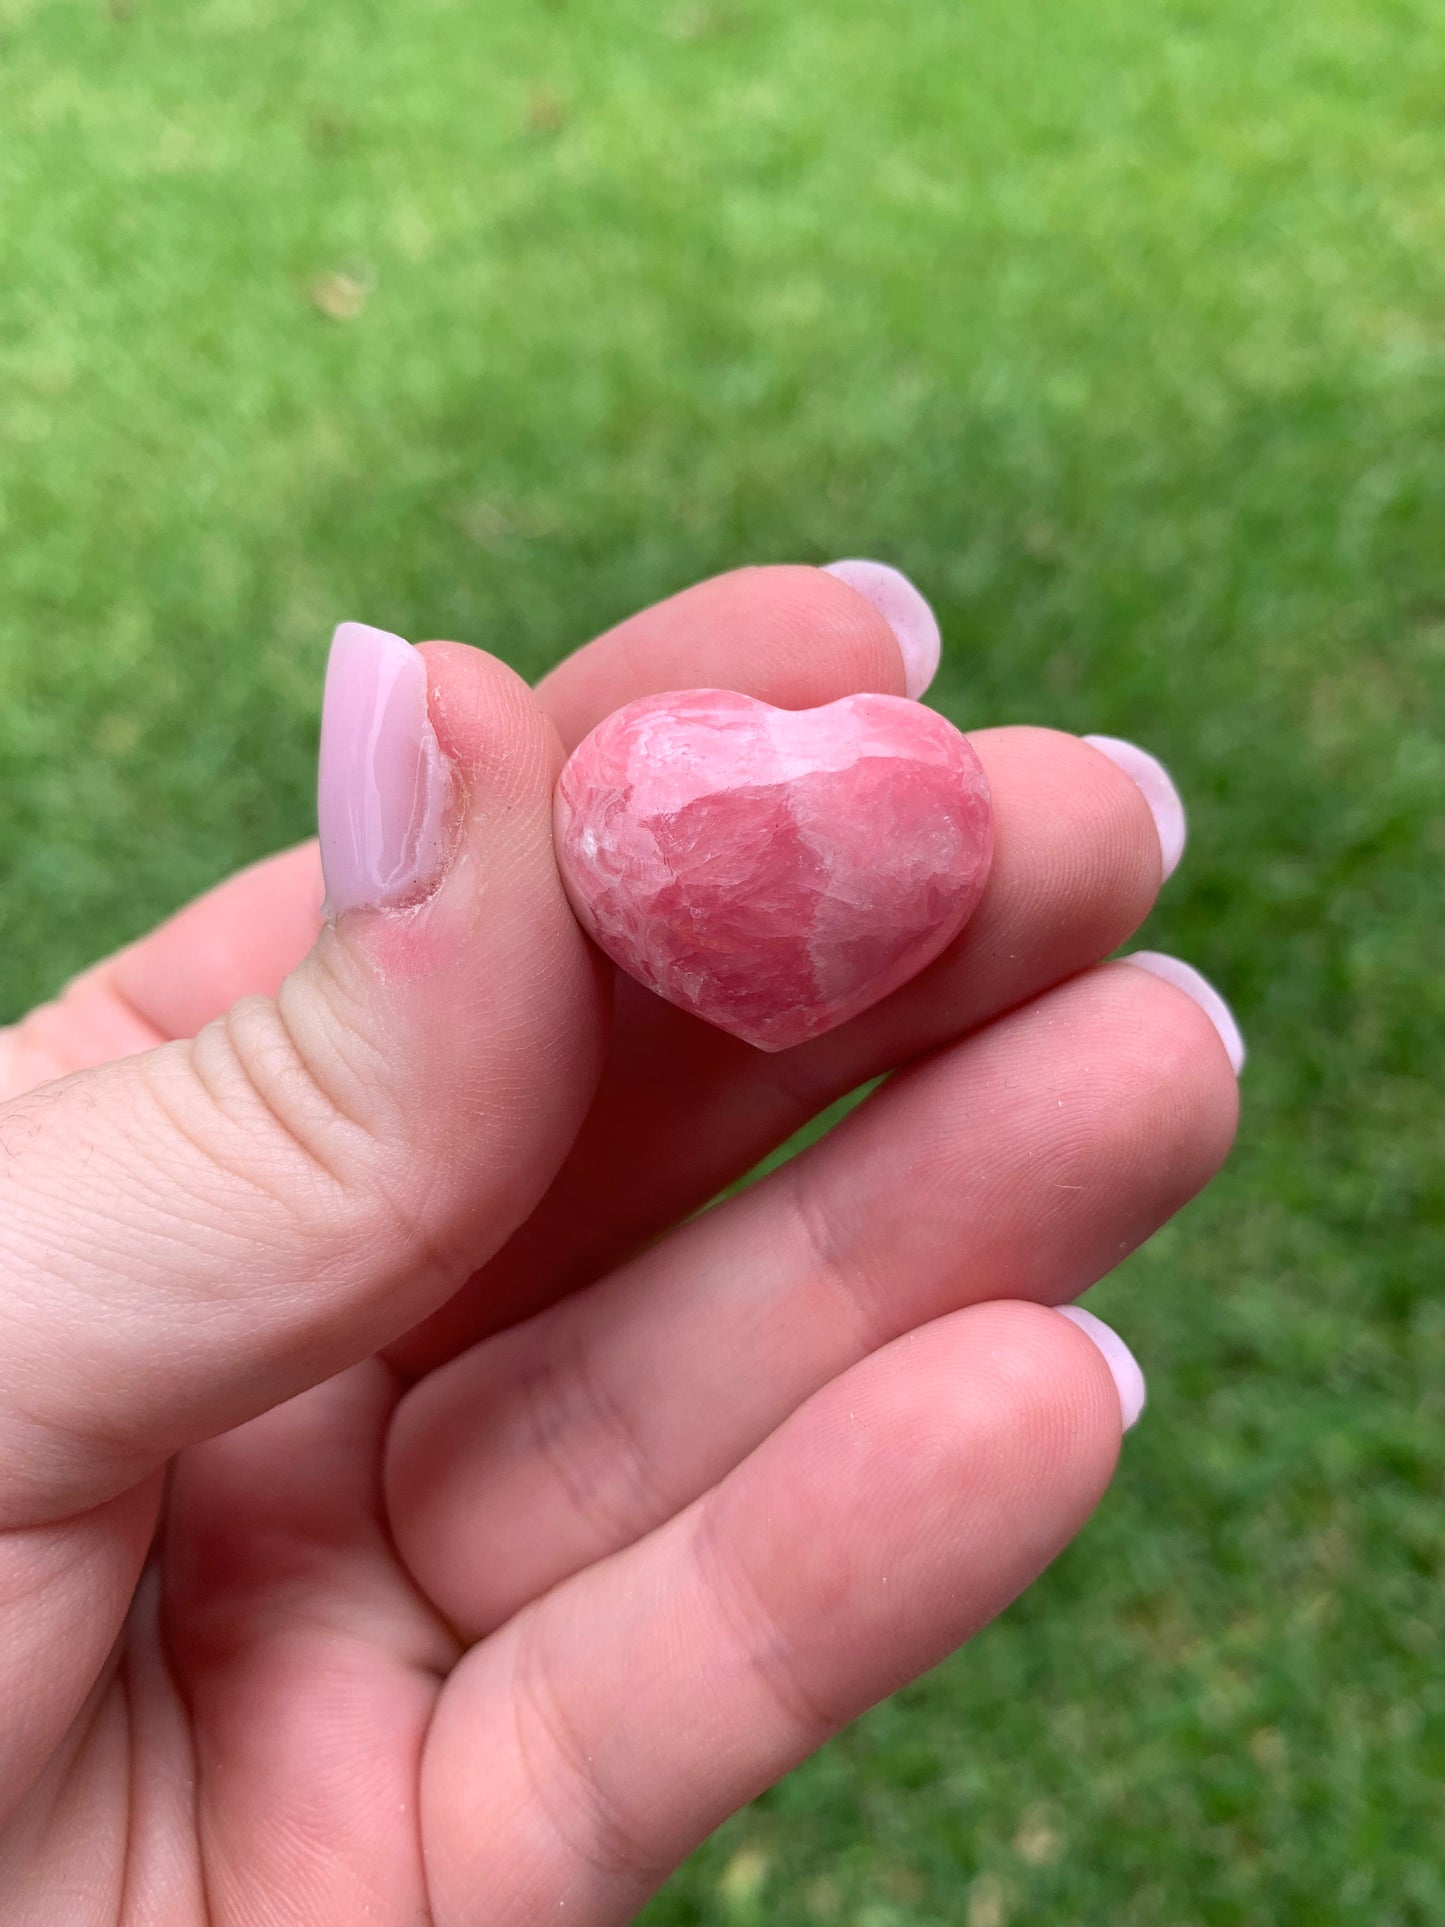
(535, 562, 910, 750)
(7, 564, 912, 1088)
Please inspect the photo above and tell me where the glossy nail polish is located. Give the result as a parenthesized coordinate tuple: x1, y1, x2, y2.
(1083, 735, 1187, 880)
(1124, 951, 1246, 1075)
(1057, 1304, 1147, 1431)
(823, 559, 942, 700)
(317, 622, 451, 917)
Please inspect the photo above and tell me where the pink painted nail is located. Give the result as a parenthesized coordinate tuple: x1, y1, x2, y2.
(823, 559, 942, 700)
(317, 622, 451, 918)
(1124, 951, 1247, 1075)
(1083, 735, 1187, 880)
(1057, 1305, 1147, 1431)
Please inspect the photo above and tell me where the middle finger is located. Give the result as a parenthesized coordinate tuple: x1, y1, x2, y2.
(390, 719, 1169, 1374)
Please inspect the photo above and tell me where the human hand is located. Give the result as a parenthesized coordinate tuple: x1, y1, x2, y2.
(0, 565, 1240, 1923)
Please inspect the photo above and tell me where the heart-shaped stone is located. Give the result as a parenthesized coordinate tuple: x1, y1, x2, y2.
(554, 688, 994, 1051)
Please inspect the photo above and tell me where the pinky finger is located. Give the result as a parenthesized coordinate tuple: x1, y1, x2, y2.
(420, 1299, 1137, 1925)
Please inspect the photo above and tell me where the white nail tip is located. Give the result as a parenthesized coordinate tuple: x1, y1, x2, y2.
(1057, 1305, 1147, 1432)
(822, 559, 942, 700)
(1124, 951, 1247, 1075)
(1083, 734, 1187, 880)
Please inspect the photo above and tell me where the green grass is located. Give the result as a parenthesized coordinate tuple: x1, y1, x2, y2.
(3, 0, 1442, 1918)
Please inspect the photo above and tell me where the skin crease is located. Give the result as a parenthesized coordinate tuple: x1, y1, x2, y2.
(0, 566, 1240, 1926)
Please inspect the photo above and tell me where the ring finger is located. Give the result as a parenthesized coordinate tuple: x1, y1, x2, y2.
(388, 954, 1241, 1637)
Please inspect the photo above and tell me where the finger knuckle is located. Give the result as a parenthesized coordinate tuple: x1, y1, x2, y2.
(511, 1612, 672, 1886)
(165, 995, 420, 1267)
(689, 1493, 850, 1750)
(520, 1321, 676, 1552)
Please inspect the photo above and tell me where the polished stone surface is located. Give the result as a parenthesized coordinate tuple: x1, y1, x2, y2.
(555, 689, 994, 1050)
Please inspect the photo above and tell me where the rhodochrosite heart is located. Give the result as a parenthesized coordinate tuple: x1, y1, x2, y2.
(554, 688, 994, 1051)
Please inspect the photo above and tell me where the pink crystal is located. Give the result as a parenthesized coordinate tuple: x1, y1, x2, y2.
(554, 689, 994, 1051)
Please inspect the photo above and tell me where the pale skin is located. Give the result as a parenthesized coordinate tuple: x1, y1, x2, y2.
(0, 566, 1239, 1923)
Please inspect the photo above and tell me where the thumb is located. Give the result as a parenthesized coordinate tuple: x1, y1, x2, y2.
(0, 624, 607, 1525)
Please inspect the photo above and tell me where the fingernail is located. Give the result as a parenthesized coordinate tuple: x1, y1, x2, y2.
(823, 559, 942, 699)
(1123, 951, 1247, 1075)
(1057, 1305, 1146, 1431)
(317, 622, 451, 917)
(1083, 735, 1187, 880)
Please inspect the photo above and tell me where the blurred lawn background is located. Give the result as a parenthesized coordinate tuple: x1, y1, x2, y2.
(2, 0, 1442, 1919)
